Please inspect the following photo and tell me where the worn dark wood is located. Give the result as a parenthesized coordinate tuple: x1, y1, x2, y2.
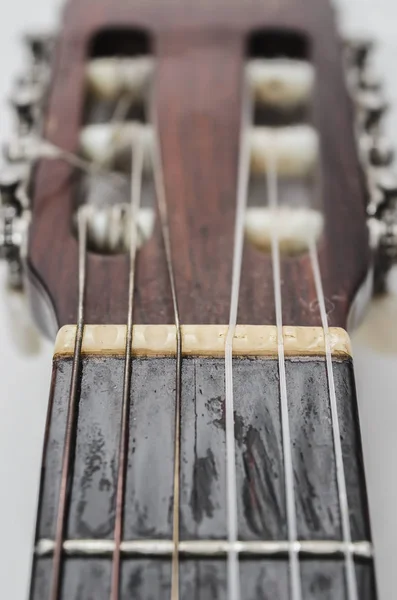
(30, 353, 376, 599)
(28, 0, 369, 330)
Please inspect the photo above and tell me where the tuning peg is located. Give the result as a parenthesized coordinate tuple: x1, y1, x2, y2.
(3, 135, 59, 164)
(24, 31, 55, 66)
(355, 90, 388, 133)
(374, 169, 397, 199)
(368, 192, 397, 293)
(367, 168, 397, 217)
(369, 214, 397, 257)
(0, 165, 29, 288)
(0, 208, 29, 289)
(360, 134, 394, 168)
(10, 83, 41, 133)
(381, 222, 397, 260)
(0, 163, 31, 288)
(368, 137, 394, 167)
(343, 36, 374, 70)
(358, 65, 382, 92)
(0, 164, 29, 213)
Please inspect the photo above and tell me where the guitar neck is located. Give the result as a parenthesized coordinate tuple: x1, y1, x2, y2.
(30, 325, 376, 599)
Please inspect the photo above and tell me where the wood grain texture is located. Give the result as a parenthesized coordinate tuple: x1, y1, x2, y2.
(30, 353, 376, 599)
(28, 0, 370, 331)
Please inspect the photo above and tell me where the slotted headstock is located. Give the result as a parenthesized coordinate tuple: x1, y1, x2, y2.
(3, 0, 392, 335)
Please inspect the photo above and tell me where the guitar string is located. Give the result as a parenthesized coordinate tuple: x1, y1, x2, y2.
(308, 237, 359, 600)
(49, 207, 88, 600)
(266, 150, 302, 600)
(224, 78, 252, 600)
(110, 138, 145, 600)
(150, 97, 183, 600)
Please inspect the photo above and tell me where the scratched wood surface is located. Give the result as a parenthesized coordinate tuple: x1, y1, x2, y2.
(30, 354, 376, 599)
(28, 0, 369, 330)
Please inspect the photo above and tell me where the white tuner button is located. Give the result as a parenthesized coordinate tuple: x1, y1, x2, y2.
(250, 125, 319, 177)
(79, 122, 154, 169)
(86, 57, 154, 101)
(247, 59, 314, 109)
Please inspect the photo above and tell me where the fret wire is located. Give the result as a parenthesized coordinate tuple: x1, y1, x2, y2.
(150, 96, 182, 600)
(110, 140, 144, 599)
(308, 238, 358, 600)
(49, 207, 88, 600)
(267, 151, 302, 600)
(225, 78, 252, 600)
(36, 538, 374, 559)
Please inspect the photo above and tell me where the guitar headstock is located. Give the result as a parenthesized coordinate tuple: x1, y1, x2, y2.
(1, 0, 396, 336)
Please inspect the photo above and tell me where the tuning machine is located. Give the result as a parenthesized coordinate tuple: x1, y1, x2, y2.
(343, 33, 397, 289)
(365, 158, 397, 291)
(0, 165, 30, 289)
(362, 134, 394, 168)
(0, 30, 55, 290)
(343, 36, 374, 70)
(24, 31, 55, 70)
(9, 81, 43, 135)
(355, 89, 389, 135)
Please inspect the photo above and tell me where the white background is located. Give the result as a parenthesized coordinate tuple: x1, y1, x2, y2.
(0, 0, 396, 598)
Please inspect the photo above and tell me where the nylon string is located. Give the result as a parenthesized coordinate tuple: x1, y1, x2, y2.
(266, 150, 302, 600)
(224, 79, 252, 600)
(308, 237, 358, 600)
(150, 96, 183, 600)
(49, 207, 88, 600)
(110, 138, 145, 599)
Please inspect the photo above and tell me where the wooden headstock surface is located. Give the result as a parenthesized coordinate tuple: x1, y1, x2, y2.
(28, 0, 369, 331)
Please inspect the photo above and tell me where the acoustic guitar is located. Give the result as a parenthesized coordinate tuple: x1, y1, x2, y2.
(1, 0, 395, 598)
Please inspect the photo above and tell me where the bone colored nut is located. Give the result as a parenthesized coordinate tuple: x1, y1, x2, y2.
(245, 207, 324, 255)
(247, 59, 315, 108)
(54, 324, 352, 358)
(250, 125, 319, 177)
(86, 57, 154, 101)
(79, 122, 154, 168)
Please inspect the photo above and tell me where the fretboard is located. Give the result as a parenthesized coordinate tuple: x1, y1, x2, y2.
(30, 325, 376, 599)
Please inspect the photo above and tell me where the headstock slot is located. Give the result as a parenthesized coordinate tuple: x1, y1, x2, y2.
(74, 28, 156, 255)
(245, 29, 322, 257)
(249, 29, 313, 126)
(248, 29, 310, 60)
(83, 28, 152, 125)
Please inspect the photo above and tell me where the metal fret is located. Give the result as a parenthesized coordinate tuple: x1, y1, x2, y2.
(49, 208, 88, 600)
(36, 538, 374, 559)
